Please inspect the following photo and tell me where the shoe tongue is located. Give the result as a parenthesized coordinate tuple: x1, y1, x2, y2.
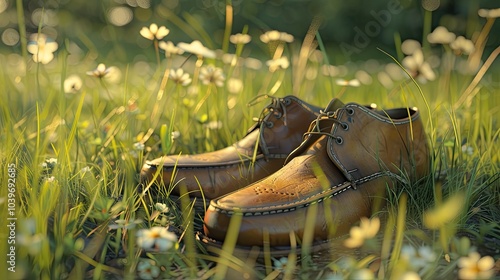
(284, 98, 344, 164)
(323, 98, 345, 113)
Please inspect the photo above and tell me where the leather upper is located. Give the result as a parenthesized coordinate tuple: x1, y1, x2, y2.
(203, 99, 430, 247)
(140, 95, 322, 199)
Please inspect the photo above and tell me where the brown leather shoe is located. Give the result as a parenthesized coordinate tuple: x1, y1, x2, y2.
(140, 95, 322, 200)
(202, 98, 430, 250)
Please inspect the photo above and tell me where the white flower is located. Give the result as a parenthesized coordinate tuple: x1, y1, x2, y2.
(230, 33, 252, 45)
(158, 41, 184, 57)
(450, 36, 475, 55)
(203, 120, 223, 130)
(169, 68, 192, 86)
(18, 219, 44, 256)
(336, 78, 361, 87)
(137, 259, 161, 280)
(227, 78, 243, 93)
(401, 39, 422, 55)
(458, 252, 495, 280)
(401, 245, 436, 271)
(154, 202, 169, 213)
(45, 176, 56, 183)
(402, 49, 436, 83)
(343, 217, 380, 248)
(80, 166, 91, 174)
(199, 65, 225, 87)
(177, 40, 216, 58)
(27, 33, 58, 64)
(478, 8, 500, 18)
(140, 23, 169, 40)
(171, 131, 180, 140)
(260, 30, 294, 43)
(63, 75, 83, 94)
(86, 63, 111, 78)
(266, 56, 290, 72)
(136, 227, 177, 251)
(133, 142, 145, 151)
(41, 158, 58, 169)
(427, 26, 456, 45)
(461, 144, 473, 155)
(273, 257, 288, 271)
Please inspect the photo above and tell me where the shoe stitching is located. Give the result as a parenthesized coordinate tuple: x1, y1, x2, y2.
(153, 154, 288, 171)
(214, 171, 400, 216)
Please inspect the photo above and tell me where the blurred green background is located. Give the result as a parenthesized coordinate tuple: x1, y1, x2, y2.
(1, 0, 499, 64)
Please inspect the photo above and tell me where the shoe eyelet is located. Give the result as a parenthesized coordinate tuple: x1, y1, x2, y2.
(341, 122, 349, 130)
(335, 136, 343, 144)
(275, 111, 283, 119)
(282, 98, 292, 106)
(347, 108, 355, 115)
(266, 121, 274, 128)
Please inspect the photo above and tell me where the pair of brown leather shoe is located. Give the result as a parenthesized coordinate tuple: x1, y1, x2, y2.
(140, 95, 430, 252)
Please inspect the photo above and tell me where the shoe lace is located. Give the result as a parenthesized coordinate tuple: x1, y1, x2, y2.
(303, 107, 353, 145)
(301, 107, 358, 189)
(247, 94, 292, 158)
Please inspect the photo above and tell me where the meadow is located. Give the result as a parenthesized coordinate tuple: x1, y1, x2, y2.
(0, 1, 499, 279)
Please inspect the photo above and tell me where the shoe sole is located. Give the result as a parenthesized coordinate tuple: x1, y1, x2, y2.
(196, 231, 350, 259)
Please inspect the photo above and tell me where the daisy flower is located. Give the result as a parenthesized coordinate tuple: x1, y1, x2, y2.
(401, 39, 422, 55)
(158, 41, 184, 57)
(140, 23, 169, 41)
(427, 26, 456, 45)
(169, 68, 192, 86)
(203, 120, 223, 130)
(137, 259, 161, 280)
(458, 252, 495, 280)
(63, 75, 83, 94)
(86, 63, 112, 78)
(273, 257, 289, 271)
(199, 65, 225, 87)
(136, 227, 177, 251)
(343, 217, 380, 248)
(177, 40, 216, 59)
(266, 56, 290, 72)
(260, 30, 294, 43)
(400, 244, 436, 272)
(450, 36, 475, 55)
(478, 8, 500, 18)
(402, 49, 436, 83)
(154, 202, 169, 213)
(336, 78, 361, 87)
(27, 33, 58, 64)
(230, 33, 252, 45)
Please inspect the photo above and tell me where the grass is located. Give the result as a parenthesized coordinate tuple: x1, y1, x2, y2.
(0, 2, 499, 280)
